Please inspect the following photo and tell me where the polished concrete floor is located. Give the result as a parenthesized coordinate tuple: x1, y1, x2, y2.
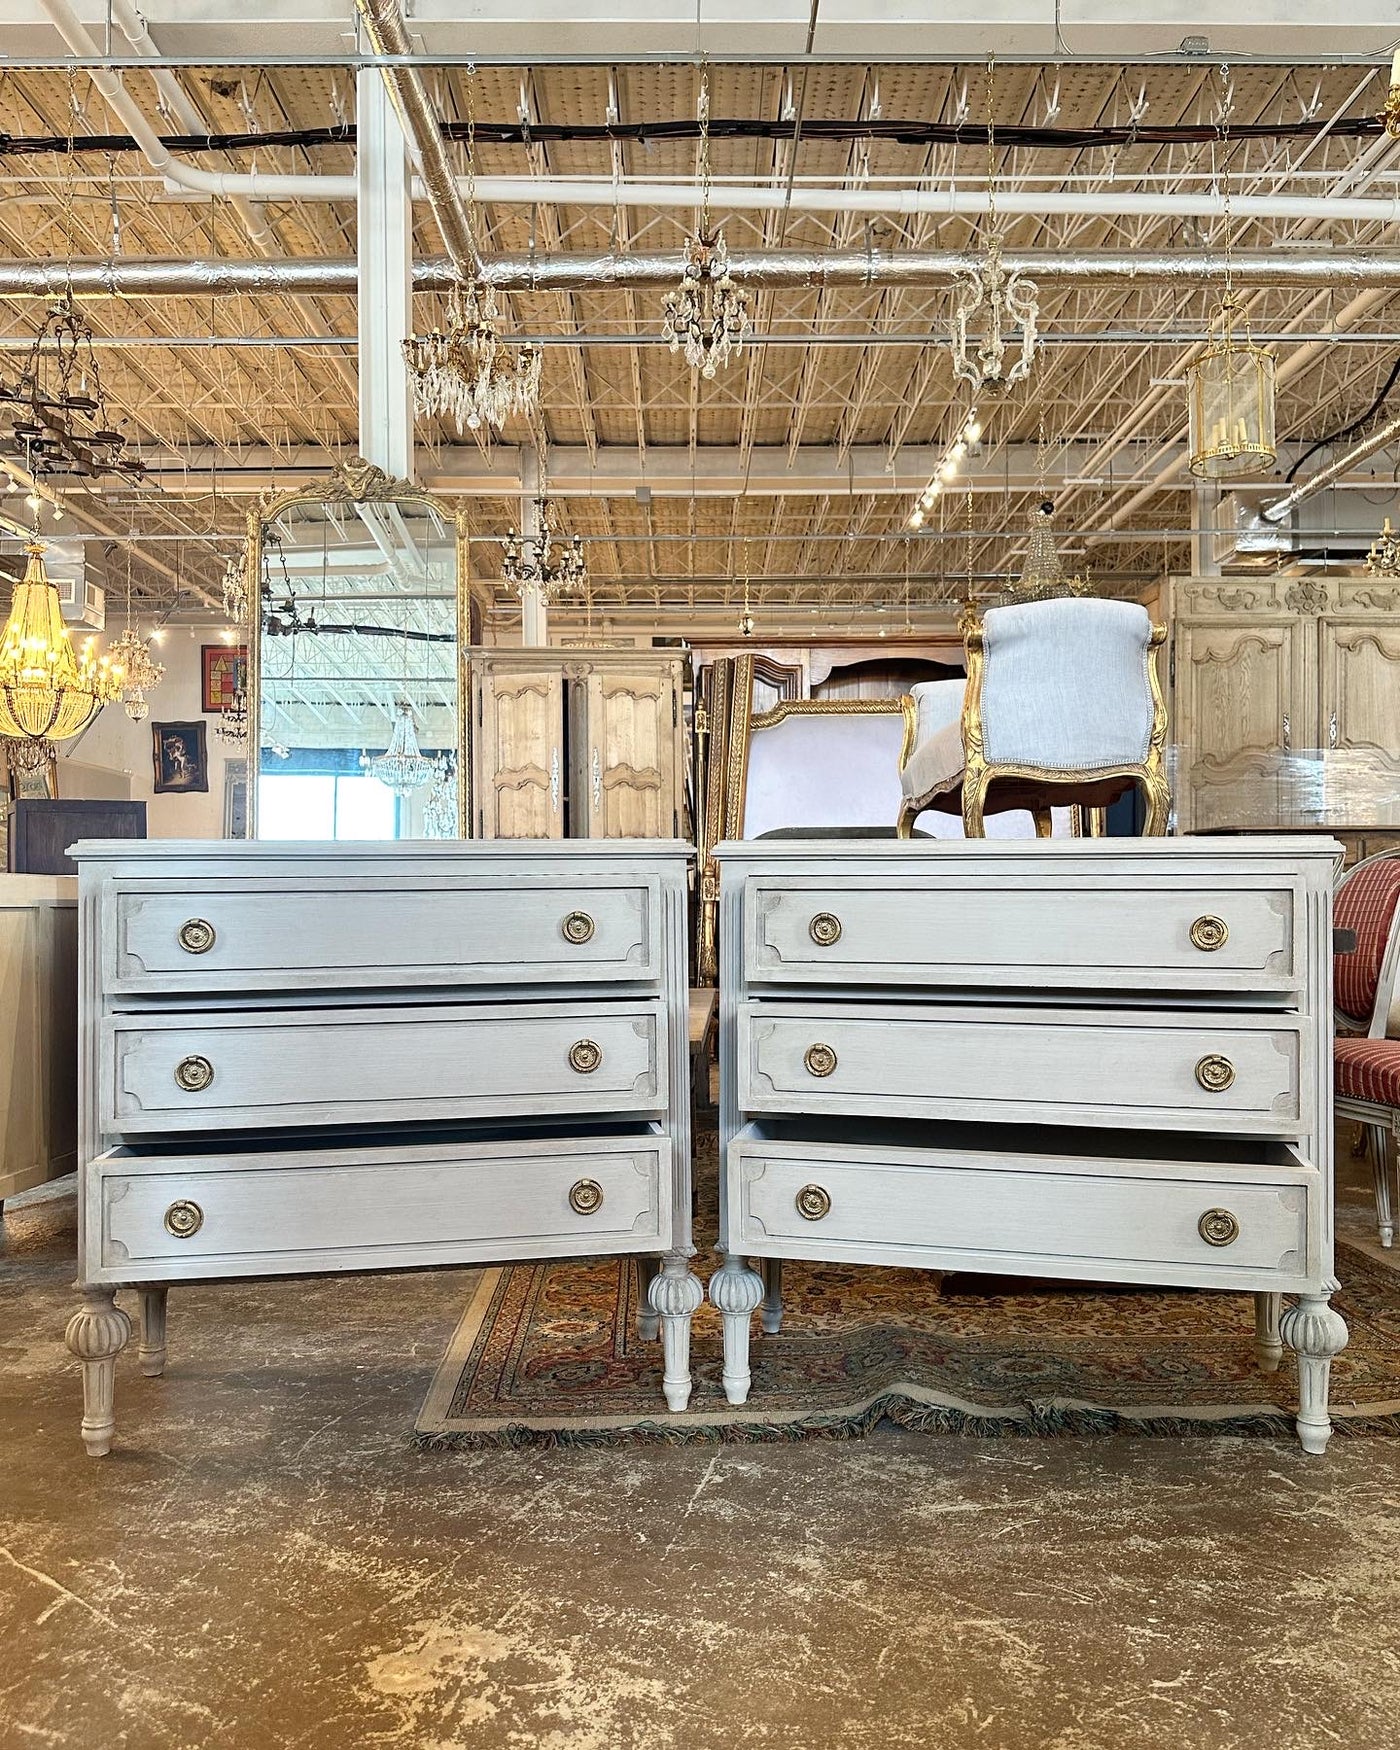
(3, 1167, 1400, 1750)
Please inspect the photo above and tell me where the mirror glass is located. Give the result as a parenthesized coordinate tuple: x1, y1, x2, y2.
(255, 495, 460, 840)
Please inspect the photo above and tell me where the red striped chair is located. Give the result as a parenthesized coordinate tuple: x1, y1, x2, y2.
(1333, 848, 1400, 1248)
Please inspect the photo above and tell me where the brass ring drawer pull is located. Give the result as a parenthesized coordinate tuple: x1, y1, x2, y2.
(173, 1054, 215, 1093)
(796, 1184, 832, 1221)
(177, 917, 217, 954)
(561, 910, 595, 944)
(809, 912, 843, 947)
(1190, 915, 1229, 952)
(568, 1179, 605, 1216)
(1194, 1053, 1236, 1093)
(568, 1038, 603, 1074)
(164, 1199, 204, 1239)
(1198, 1208, 1240, 1247)
(803, 1043, 838, 1078)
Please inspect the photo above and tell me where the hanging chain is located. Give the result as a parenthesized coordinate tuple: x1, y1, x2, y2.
(697, 65, 713, 240)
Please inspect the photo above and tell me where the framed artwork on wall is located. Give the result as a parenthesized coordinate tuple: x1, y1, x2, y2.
(151, 721, 209, 793)
(202, 643, 248, 714)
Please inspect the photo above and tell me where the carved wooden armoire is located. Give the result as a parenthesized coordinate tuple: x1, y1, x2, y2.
(1167, 574, 1400, 842)
(467, 648, 689, 840)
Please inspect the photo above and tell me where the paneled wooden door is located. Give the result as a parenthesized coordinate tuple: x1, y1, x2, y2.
(1318, 617, 1400, 827)
(578, 663, 681, 839)
(473, 660, 565, 838)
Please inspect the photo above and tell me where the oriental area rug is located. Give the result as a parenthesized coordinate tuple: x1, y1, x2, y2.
(415, 1141, 1400, 1450)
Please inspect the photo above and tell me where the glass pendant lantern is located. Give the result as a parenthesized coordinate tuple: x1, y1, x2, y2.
(1187, 293, 1277, 480)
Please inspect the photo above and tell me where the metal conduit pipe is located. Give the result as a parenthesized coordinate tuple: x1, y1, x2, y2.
(1261, 410, 1400, 524)
(8, 250, 1400, 299)
(351, 0, 480, 277)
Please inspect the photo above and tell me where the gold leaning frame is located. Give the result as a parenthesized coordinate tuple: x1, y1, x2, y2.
(244, 456, 474, 839)
(896, 617, 1171, 839)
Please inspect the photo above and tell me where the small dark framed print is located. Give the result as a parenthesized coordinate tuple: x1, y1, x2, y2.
(151, 720, 209, 793)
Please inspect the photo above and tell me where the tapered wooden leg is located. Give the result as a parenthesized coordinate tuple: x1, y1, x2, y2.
(896, 800, 918, 840)
(64, 1288, 132, 1458)
(759, 1256, 784, 1335)
(1281, 1290, 1349, 1455)
(1140, 768, 1170, 837)
(962, 775, 988, 839)
(636, 1256, 660, 1341)
(1254, 1292, 1284, 1373)
(649, 1251, 703, 1412)
(708, 1253, 765, 1407)
(1369, 1125, 1395, 1248)
(138, 1286, 169, 1377)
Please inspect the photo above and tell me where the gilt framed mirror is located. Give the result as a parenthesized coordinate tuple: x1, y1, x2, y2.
(244, 458, 473, 841)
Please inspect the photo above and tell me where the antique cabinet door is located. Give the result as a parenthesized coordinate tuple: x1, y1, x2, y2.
(578, 660, 679, 839)
(1319, 611, 1400, 826)
(1173, 614, 1312, 832)
(474, 658, 565, 838)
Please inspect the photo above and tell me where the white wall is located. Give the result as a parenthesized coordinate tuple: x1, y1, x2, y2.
(67, 632, 239, 839)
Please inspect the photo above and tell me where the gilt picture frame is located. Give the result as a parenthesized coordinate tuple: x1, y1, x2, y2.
(151, 720, 209, 794)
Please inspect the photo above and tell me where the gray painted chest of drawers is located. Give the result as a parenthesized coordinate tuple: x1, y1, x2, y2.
(710, 836, 1348, 1454)
(64, 839, 700, 1456)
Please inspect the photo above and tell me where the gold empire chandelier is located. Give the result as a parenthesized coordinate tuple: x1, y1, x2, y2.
(661, 70, 750, 378)
(0, 539, 124, 769)
(404, 277, 542, 432)
(1186, 291, 1277, 479)
(501, 496, 587, 601)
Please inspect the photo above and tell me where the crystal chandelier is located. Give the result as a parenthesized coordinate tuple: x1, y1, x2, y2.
(221, 549, 248, 623)
(403, 277, 542, 432)
(421, 751, 458, 838)
(660, 70, 750, 378)
(1366, 517, 1400, 579)
(107, 625, 164, 722)
(501, 497, 587, 601)
(1005, 501, 1091, 603)
(0, 295, 143, 485)
(1186, 291, 1276, 479)
(0, 539, 125, 769)
(949, 235, 1039, 396)
(214, 682, 250, 748)
(360, 699, 435, 796)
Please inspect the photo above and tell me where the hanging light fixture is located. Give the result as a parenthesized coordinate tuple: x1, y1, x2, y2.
(0, 538, 124, 770)
(1186, 292, 1277, 479)
(0, 295, 143, 485)
(1003, 500, 1092, 603)
(1384, 48, 1400, 139)
(661, 69, 751, 378)
(1366, 517, 1400, 579)
(948, 66, 1040, 397)
(402, 72, 540, 432)
(501, 496, 588, 601)
(421, 751, 458, 838)
(361, 698, 435, 796)
(106, 546, 165, 723)
(221, 548, 248, 623)
(213, 678, 250, 748)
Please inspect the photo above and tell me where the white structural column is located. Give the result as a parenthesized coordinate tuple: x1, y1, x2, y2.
(519, 446, 549, 645)
(357, 68, 414, 480)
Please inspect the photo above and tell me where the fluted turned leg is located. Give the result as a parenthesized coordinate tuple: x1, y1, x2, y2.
(635, 1257, 660, 1342)
(1369, 1125, 1395, 1248)
(138, 1286, 169, 1378)
(708, 1253, 765, 1407)
(64, 1288, 132, 1458)
(1254, 1292, 1284, 1373)
(1281, 1290, 1349, 1455)
(649, 1251, 703, 1412)
(759, 1256, 784, 1335)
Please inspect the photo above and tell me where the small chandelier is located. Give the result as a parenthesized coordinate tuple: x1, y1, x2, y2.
(1004, 500, 1091, 604)
(949, 236, 1039, 396)
(501, 497, 587, 601)
(1186, 292, 1277, 479)
(221, 549, 248, 623)
(661, 69, 750, 378)
(214, 682, 250, 748)
(421, 751, 458, 838)
(1385, 47, 1400, 139)
(404, 278, 542, 433)
(361, 699, 435, 796)
(0, 295, 143, 484)
(0, 539, 124, 769)
(1366, 516, 1400, 579)
(107, 626, 164, 722)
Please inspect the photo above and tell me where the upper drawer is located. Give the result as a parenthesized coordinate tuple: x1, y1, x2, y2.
(743, 874, 1302, 994)
(101, 999, 665, 1136)
(739, 1001, 1311, 1136)
(103, 874, 661, 995)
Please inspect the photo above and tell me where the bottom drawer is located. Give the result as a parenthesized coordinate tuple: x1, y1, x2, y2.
(88, 1124, 671, 1281)
(729, 1119, 1319, 1290)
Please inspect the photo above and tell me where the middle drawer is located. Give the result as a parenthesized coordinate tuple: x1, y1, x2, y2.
(102, 999, 666, 1136)
(738, 1000, 1311, 1135)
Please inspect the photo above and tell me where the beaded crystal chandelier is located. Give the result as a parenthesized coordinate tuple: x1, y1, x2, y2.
(421, 751, 458, 838)
(403, 278, 542, 432)
(0, 295, 143, 485)
(213, 681, 250, 748)
(0, 539, 124, 769)
(1366, 517, 1400, 579)
(107, 624, 164, 723)
(660, 71, 750, 378)
(501, 497, 587, 602)
(361, 699, 435, 796)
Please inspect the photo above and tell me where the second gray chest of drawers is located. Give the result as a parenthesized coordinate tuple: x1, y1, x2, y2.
(64, 839, 699, 1456)
(710, 836, 1346, 1455)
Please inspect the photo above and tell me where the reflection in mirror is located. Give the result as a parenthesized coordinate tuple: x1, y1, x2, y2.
(255, 494, 461, 840)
